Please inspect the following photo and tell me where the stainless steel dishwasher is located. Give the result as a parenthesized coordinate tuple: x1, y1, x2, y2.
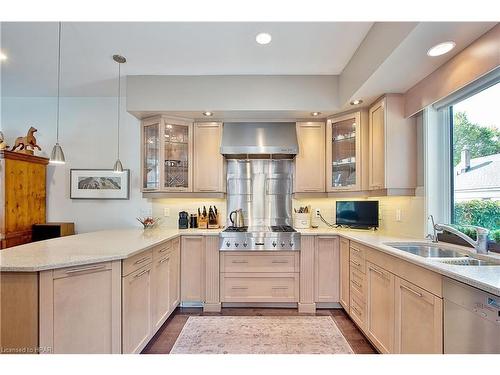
(444, 277, 500, 354)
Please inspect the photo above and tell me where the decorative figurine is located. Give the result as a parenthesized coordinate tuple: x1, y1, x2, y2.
(0, 131, 8, 150)
(10, 126, 42, 154)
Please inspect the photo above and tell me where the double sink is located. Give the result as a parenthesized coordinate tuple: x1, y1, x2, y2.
(384, 243, 500, 266)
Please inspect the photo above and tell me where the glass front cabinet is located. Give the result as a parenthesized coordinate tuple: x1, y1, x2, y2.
(326, 111, 368, 192)
(141, 116, 193, 192)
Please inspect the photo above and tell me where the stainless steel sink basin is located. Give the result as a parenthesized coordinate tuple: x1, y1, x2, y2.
(437, 258, 500, 266)
(384, 243, 468, 258)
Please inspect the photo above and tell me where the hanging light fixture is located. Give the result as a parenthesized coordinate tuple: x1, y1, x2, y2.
(112, 54, 126, 173)
(50, 22, 66, 164)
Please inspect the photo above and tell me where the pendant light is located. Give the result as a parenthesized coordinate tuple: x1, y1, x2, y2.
(112, 54, 126, 173)
(50, 22, 66, 164)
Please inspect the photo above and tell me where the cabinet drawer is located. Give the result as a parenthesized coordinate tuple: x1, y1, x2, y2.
(221, 273, 299, 303)
(153, 240, 173, 259)
(349, 254, 365, 274)
(221, 252, 298, 273)
(53, 261, 112, 280)
(350, 293, 366, 329)
(350, 243, 366, 260)
(350, 268, 366, 300)
(123, 250, 153, 276)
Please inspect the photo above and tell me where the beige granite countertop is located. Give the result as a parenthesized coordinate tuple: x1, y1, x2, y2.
(1, 226, 499, 296)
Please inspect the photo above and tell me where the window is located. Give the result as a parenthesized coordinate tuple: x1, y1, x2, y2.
(449, 82, 500, 239)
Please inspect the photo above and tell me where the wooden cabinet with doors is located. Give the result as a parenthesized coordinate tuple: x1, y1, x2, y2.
(294, 122, 325, 193)
(0, 150, 49, 249)
(181, 236, 205, 303)
(193, 122, 225, 193)
(339, 237, 350, 311)
(314, 236, 340, 303)
(394, 277, 443, 354)
(151, 243, 173, 332)
(141, 116, 193, 192)
(368, 95, 416, 194)
(326, 111, 368, 193)
(169, 237, 181, 311)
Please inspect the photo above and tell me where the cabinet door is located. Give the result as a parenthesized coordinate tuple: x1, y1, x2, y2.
(369, 99, 385, 190)
(366, 261, 394, 353)
(395, 277, 443, 354)
(339, 238, 350, 310)
(122, 264, 152, 354)
(142, 119, 160, 190)
(326, 112, 362, 191)
(162, 119, 192, 191)
(294, 122, 325, 192)
(169, 238, 181, 311)
(151, 253, 171, 332)
(193, 122, 224, 192)
(314, 236, 340, 303)
(181, 236, 205, 302)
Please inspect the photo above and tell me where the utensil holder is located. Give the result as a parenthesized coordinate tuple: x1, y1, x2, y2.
(294, 213, 311, 229)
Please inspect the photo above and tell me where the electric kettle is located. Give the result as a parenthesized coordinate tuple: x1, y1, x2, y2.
(229, 209, 245, 228)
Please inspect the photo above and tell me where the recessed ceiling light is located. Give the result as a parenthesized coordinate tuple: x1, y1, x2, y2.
(202, 111, 213, 117)
(311, 112, 321, 117)
(256, 33, 272, 45)
(350, 99, 363, 105)
(427, 41, 456, 57)
(0, 51, 7, 61)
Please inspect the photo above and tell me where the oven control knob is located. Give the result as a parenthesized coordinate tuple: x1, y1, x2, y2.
(272, 241, 277, 247)
(243, 242, 248, 247)
(235, 242, 239, 247)
(226, 242, 230, 247)
(281, 242, 285, 247)
(289, 242, 294, 247)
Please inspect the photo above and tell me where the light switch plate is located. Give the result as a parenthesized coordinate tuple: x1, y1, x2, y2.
(395, 208, 402, 222)
(163, 208, 170, 217)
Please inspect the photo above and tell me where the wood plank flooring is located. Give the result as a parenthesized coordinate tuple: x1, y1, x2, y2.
(142, 307, 377, 354)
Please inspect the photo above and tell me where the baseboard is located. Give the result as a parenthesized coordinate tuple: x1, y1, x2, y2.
(298, 303, 317, 314)
(316, 302, 342, 309)
(203, 302, 222, 312)
(222, 302, 298, 308)
(180, 301, 203, 308)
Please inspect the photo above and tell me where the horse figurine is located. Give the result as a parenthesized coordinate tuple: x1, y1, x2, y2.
(11, 126, 42, 153)
(0, 131, 8, 150)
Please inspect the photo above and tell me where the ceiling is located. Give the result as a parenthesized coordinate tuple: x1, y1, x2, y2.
(1, 22, 373, 96)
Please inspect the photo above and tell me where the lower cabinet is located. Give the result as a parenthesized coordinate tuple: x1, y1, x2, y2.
(169, 238, 181, 311)
(181, 236, 205, 303)
(314, 236, 340, 303)
(339, 238, 350, 310)
(394, 277, 443, 354)
(151, 252, 171, 332)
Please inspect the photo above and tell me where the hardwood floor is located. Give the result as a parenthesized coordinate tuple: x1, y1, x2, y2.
(142, 307, 377, 354)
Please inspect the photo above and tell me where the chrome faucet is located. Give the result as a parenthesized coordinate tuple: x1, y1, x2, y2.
(426, 215, 438, 243)
(433, 222, 489, 254)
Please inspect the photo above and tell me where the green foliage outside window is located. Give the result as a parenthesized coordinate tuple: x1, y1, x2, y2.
(454, 200, 500, 242)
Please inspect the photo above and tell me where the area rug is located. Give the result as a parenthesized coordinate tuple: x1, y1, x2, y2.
(170, 315, 354, 354)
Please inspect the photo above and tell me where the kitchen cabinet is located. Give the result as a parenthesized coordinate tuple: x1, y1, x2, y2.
(193, 122, 225, 192)
(181, 236, 205, 303)
(326, 111, 368, 192)
(368, 95, 416, 194)
(339, 237, 350, 311)
(394, 277, 443, 354)
(39, 261, 122, 354)
(366, 261, 395, 354)
(151, 250, 172, 332)
(294, 122, 325, 193)
(314, 236, 340, 303)
(169, 238, 181, 311)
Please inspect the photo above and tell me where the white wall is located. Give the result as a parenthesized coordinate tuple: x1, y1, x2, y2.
(1, 96, 152, 233)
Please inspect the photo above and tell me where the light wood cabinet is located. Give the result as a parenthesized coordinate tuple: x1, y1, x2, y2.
(193, 122, 225, 192)
(151, 251, 172, 332)
(181, 236, 205, 303)
(39, 261, 122, 354)
(122, 263, 152, 354)
(294, 122, 325, 193)
(366, 261, 395, 354)
(314, 236, 340, 303)
(339, 238, 350, 311)
(368, 95, 416, 194)
(326, 111, 368, 192)
(169, 238, 181, 311)
(394, 277, 443, 354)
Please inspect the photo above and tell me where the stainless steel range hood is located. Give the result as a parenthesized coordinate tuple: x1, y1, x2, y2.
(220, 122, 298, 158)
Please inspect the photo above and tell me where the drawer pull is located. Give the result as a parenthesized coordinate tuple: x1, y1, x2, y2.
(271, 260, 288, 264)
(369, 266, 388, 279)
(272, 287, 289, 290)
(231, 286, 248, 290)
(350, 260, 361, 267)
(400, 284, 422, 298)
(351, 305, 362, 316)
(159, 257, 170, 264)
(134, 269, 150, 279)
(351, 280, 362, 288)
(65, 264, 106, 274)
(159, 247, 171, 253)
(351, 247, 361, 253)
(231, 260, 248, 264)
(134, 256, 150, 265)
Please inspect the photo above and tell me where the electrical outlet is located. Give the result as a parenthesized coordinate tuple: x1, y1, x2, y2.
(395, 208, 402, 222)
(163, 208, 170, 217)
(315, 208, 321, 218)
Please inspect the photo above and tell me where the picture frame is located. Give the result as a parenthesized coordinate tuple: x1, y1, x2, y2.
(70, 169, 130, 200)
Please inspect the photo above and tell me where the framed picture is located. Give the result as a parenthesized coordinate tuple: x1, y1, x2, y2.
(70, 169, 130, 200)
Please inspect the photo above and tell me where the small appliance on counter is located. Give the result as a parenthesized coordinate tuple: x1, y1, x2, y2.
(189, 214, 198, 228)
(335, 200, 379, 229)
(178, 211, 189, 229)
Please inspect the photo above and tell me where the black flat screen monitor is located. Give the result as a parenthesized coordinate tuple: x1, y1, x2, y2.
(335, 201, 379, 229)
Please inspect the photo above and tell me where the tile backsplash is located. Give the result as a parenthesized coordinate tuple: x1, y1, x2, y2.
(151, 198, 226, 228)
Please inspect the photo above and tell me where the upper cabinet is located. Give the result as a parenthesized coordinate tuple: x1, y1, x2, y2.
(141, 116, 225, 195)
(368, 95, 416, 194)
(326, 111, 368, 192)
(193, 122, 225, 193)
(294, 122, 325, 193)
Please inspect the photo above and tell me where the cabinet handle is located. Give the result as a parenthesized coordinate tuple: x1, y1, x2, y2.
(65, 264, 106, 274)
(351, 305, 362, 316)
(400, 284, 422, 298)
(302, 188, 320, 192)
(272, 286, 289, 290)
(134, 269, 150, 279)
(231, 286, 248, 290)
(351, 280, 362, 288)
(134, 256, 150, 265)
(272, 260, 288, 264)
(350, 260, 361, 267)
(197, 188, 216, 192)
(159, 256, 170, 264)
(351, 247, 361, 253)
(159, 247, 171, 253)
(232, 260, 248, 264)
(369, 266, 387, 279)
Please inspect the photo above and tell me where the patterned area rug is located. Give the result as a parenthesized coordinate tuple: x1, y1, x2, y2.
(170, 315, 354, 354)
